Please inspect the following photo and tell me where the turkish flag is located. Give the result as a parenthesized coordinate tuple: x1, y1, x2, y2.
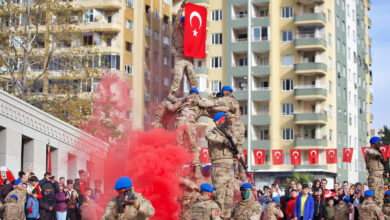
(290, 149, 301, 165)
(184, 3, 207, 58)
(361, 147, 370, 159)
(342, 148, 354, 163)
(324, 190, 337, 199)
(380, 145, 388, 162)
(253, 149, 265, 165)
(47, 145, 52, 173)
(243, 149, 247, 164)
(200, 147, 210, 163)
(308, 149, 319, 164)
(272, 150, 284, 165)
(326, 149, 337, 164)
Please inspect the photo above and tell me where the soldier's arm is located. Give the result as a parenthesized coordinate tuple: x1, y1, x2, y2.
(101, 200, 117, 220)
(206, 129, 227, 145)
(210, 202, 222, 220)
(377, 207, 385, 220)
(250, 203, 262, 220)
(136, 195, 155, 218)
(166, 100, 183, 112)
(275, 207, 284, 218)
(174, 6, 184, 30)
(179, 177, 197, 191)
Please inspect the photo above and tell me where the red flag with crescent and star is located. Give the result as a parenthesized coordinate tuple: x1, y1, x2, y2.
(342, 148, 353, 163)
(253, 149, 265, 165)
(380, 145, 388, 162)
(184, 3, 207, 58)
(308, 149, 319, 164)
(290, 149, 301, 165)
(243, 149, 247, 164)
(361, 147, 370, 159)
(326, 149, 337, 164)
(200, 147, 210, 163)
(272, 150, 284, 165)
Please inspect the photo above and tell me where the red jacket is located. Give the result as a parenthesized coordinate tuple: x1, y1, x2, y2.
(286, 197, 298, 219)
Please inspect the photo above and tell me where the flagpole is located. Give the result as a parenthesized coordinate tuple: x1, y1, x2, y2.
(247, 0, 253, 173)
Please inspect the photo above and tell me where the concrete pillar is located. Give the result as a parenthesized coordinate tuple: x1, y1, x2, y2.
(67, 154, 87, 181)
(0, 128, 22, 174)
(23, 139, 46, 178)
(51, 148, 68, 179)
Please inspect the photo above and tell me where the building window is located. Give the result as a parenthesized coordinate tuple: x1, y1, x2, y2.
(328, 33, 332, 46)
(197, 76, 207, 92)
(212, 10, 223, 21)
(154, 10, 159, 19)
(329, 81, 332, 94)
(164, 77, 169, 86)
(336, 16, 340, 27)
(252, 27, 269, 41)
(126, 19, 133, 30)
(211, 80, 222, 92)
(282, 129, 294, 141)
(211, 33, 222, 45)
(328, 57, 332, 69)
(154, 31, 159, 40)
(329, 105, 333, 118)
(282, 55, 294, 67)
(126, 0, 133, 8)
(282, 31, 293, 42)
(145, 26, 151, 36)
(125, 41, 132, 52)
(163, 56, 168, 65)
(328, 9, 331, 22)
(211, 57, 222, 68)
(125, 64, 132, 74)
(238, 57, 248, 66)
(282, 104, 294, 115)
(163, 36, 170, 47)
(256, 129, 269, 140)
(282, 79, 294, 91)
(83, 9, 102, 23)
(281, 7, 293, 18)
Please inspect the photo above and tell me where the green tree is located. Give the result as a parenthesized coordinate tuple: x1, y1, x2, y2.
(382, 126, 390, 145)
(286, 172, 314, 185)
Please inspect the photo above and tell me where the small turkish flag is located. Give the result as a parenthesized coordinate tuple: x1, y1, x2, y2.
(326, 149, 337, 164)
(308, 149, 319, 164)
(342, 148, 354, 163)
(184, 3, 207, 58)
(361, 147, 370, 159)
(243, 149, 247, 164)
(254, 149, 265, 165)
(272, 150, 284, 165)
(380, 145, 388, 162)
(324, 190, 337, 199)
(200, 147, 210, 163)
(290, 149, 301, 165)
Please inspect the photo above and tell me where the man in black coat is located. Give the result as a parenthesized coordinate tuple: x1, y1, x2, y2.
(39, 183, 56, 220)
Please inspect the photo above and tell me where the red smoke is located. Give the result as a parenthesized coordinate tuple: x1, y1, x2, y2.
(80, 72, 192, 219)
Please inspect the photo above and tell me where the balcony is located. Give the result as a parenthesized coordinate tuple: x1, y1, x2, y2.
(252, 17, 270, 27)
(294, 63, 327, 76)
(293, 164, 327, 170)
(294, 0, 324, 5)
(194, 67, 208, 74)
(294, 35, 326, 51)
(231, 14, 248, 28)
(369, 93, 373, 104)
(233, 89, 270, 101)
(230, 66, 248, 77)
(244, 140, 271, 149)
(368, 17, 372, 29)
(252, 66, 270, 77)
(231, 38, 248, 52)
(79, 22, 121, 32)
(189, 0, 209, 4)
(294, 86, 327, 101)
(242, 114, 270, 125)
(294, 138, 327, 147)
(370, 113, 373, 123)
(294, 13, 326, 27)
(72, 0, 122, 10)
(252, 41, 270, 52)
(294, 113, 327, 125)
(253, 0, 270, 3)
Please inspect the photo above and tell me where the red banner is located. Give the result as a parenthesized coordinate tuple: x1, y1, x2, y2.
(184, 3, 207, 58)
(200, 147, 210, 163)
(380, 145, 388, 162)
(361, 147, 370, 159)
(290, 149, 301, 165)
(272, 150, 284, 165)
(342, 148, 354, 163)
(253, 149, 265, 165)
(243, 149, 247, 164)
(326, 149, 337, 164)
(308, 149, 319, 164)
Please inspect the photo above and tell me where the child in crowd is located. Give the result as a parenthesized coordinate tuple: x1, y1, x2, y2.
(26, 189, 40, 220)
(325, 198, 335, 220)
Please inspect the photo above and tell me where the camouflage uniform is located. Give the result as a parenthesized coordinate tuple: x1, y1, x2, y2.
(0, 201, 24, 220)
(334, 200, 351, 220)
(190, 196, 221, 220)
(206, 127, 235, 219)
(101, 193, 155, 220)
(179, 177, 201, 220)
(5, 189, 27, 219)
(358, 199, 384, 220)
(231, 196, 262, 220)
(365, 147, 385, 209)
(383, 203, 390, 220)
(151, 99, 182, 129)
(263, 203, 284, 220)
(169, 5, 198, 100)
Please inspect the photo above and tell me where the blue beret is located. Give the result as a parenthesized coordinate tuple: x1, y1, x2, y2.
(364, 190, 374, 197)
(189, 88, 199, 94)
(370, 136, 381, 144)
(343, 196, 350, 202)
(216, 91, 223, 97)
(114, 177, 132, 190)
(272, 197, 280, 203)
(240, 183, 252, 190)
(386, 191, 390, 196)
(13, 179, 22, 185)
(221, 86, 233, 93)
(180, 16, 185, 22)
(10, 194, 18, 200)
(213, 112, 226, 122)
(200, 183, 213, 192)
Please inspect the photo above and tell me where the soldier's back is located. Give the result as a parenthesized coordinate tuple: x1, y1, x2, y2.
(190, 197, 221, 220)
(334, 201, 349, 220)
(232, 199, 262, 220)
(264, 203, 283, 220)
(358, 200, 383, 220)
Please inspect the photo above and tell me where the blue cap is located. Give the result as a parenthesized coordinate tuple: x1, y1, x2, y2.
(216, 91, 223, 97)
(200, 183, 213, 192)
(343, 196, 350, 202)
(189, 88, 199, 94)
(272, 197, 280, 203)
(221, 86, 233, 93)
(240, 183, 252, 190)
(213, 112, 226, 122)
(180, 16, 185, 22)
(13, 179, 22, 185)
(364, 190, 374, 197)
(10, 194, 18, 200)
(114, 177, 132, 190)
(370, 136, 381, 144)
(386, 191, 390, 196)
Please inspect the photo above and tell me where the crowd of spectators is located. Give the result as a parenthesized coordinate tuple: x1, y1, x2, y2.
(0, 169, 104, 220)
(256, 179, 372, 220)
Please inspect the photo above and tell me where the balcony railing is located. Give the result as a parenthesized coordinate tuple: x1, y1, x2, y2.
(294, 85, 326, 89)
(232, 38, 248, 42)
(232, 14, 248, 20)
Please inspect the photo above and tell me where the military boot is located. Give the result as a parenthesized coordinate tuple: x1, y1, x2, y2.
(194, 165, 202, 179)
(167, 90, 177, 103)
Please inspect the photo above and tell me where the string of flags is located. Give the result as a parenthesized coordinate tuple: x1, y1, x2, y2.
(200, 146, 390, 165)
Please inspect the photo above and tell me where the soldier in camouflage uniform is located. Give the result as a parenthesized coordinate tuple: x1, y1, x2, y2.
(101, 177, 154, 220)
(168, 0, 198, 103)
(383, 191, 390, 220)
(334, 196, 352, 220)
(151, 99, 183, 129)
(231, 183, 262, 220)
(190, 183, 221, 220)
(263, 197, 284, 220)
(5, 179, 26, 220)
(358, 190, 384, 220)
(365, 136, 386, 209)
(206, 112, 236, 219)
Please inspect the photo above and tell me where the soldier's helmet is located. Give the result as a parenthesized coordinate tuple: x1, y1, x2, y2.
(115, 176, 132, 190)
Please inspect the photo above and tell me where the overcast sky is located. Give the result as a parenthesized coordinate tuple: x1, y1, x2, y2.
(368, 0, 390, 130)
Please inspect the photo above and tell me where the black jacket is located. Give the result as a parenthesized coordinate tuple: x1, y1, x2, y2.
(39, 192, 56, 220)
(313, 196, 326, 220)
